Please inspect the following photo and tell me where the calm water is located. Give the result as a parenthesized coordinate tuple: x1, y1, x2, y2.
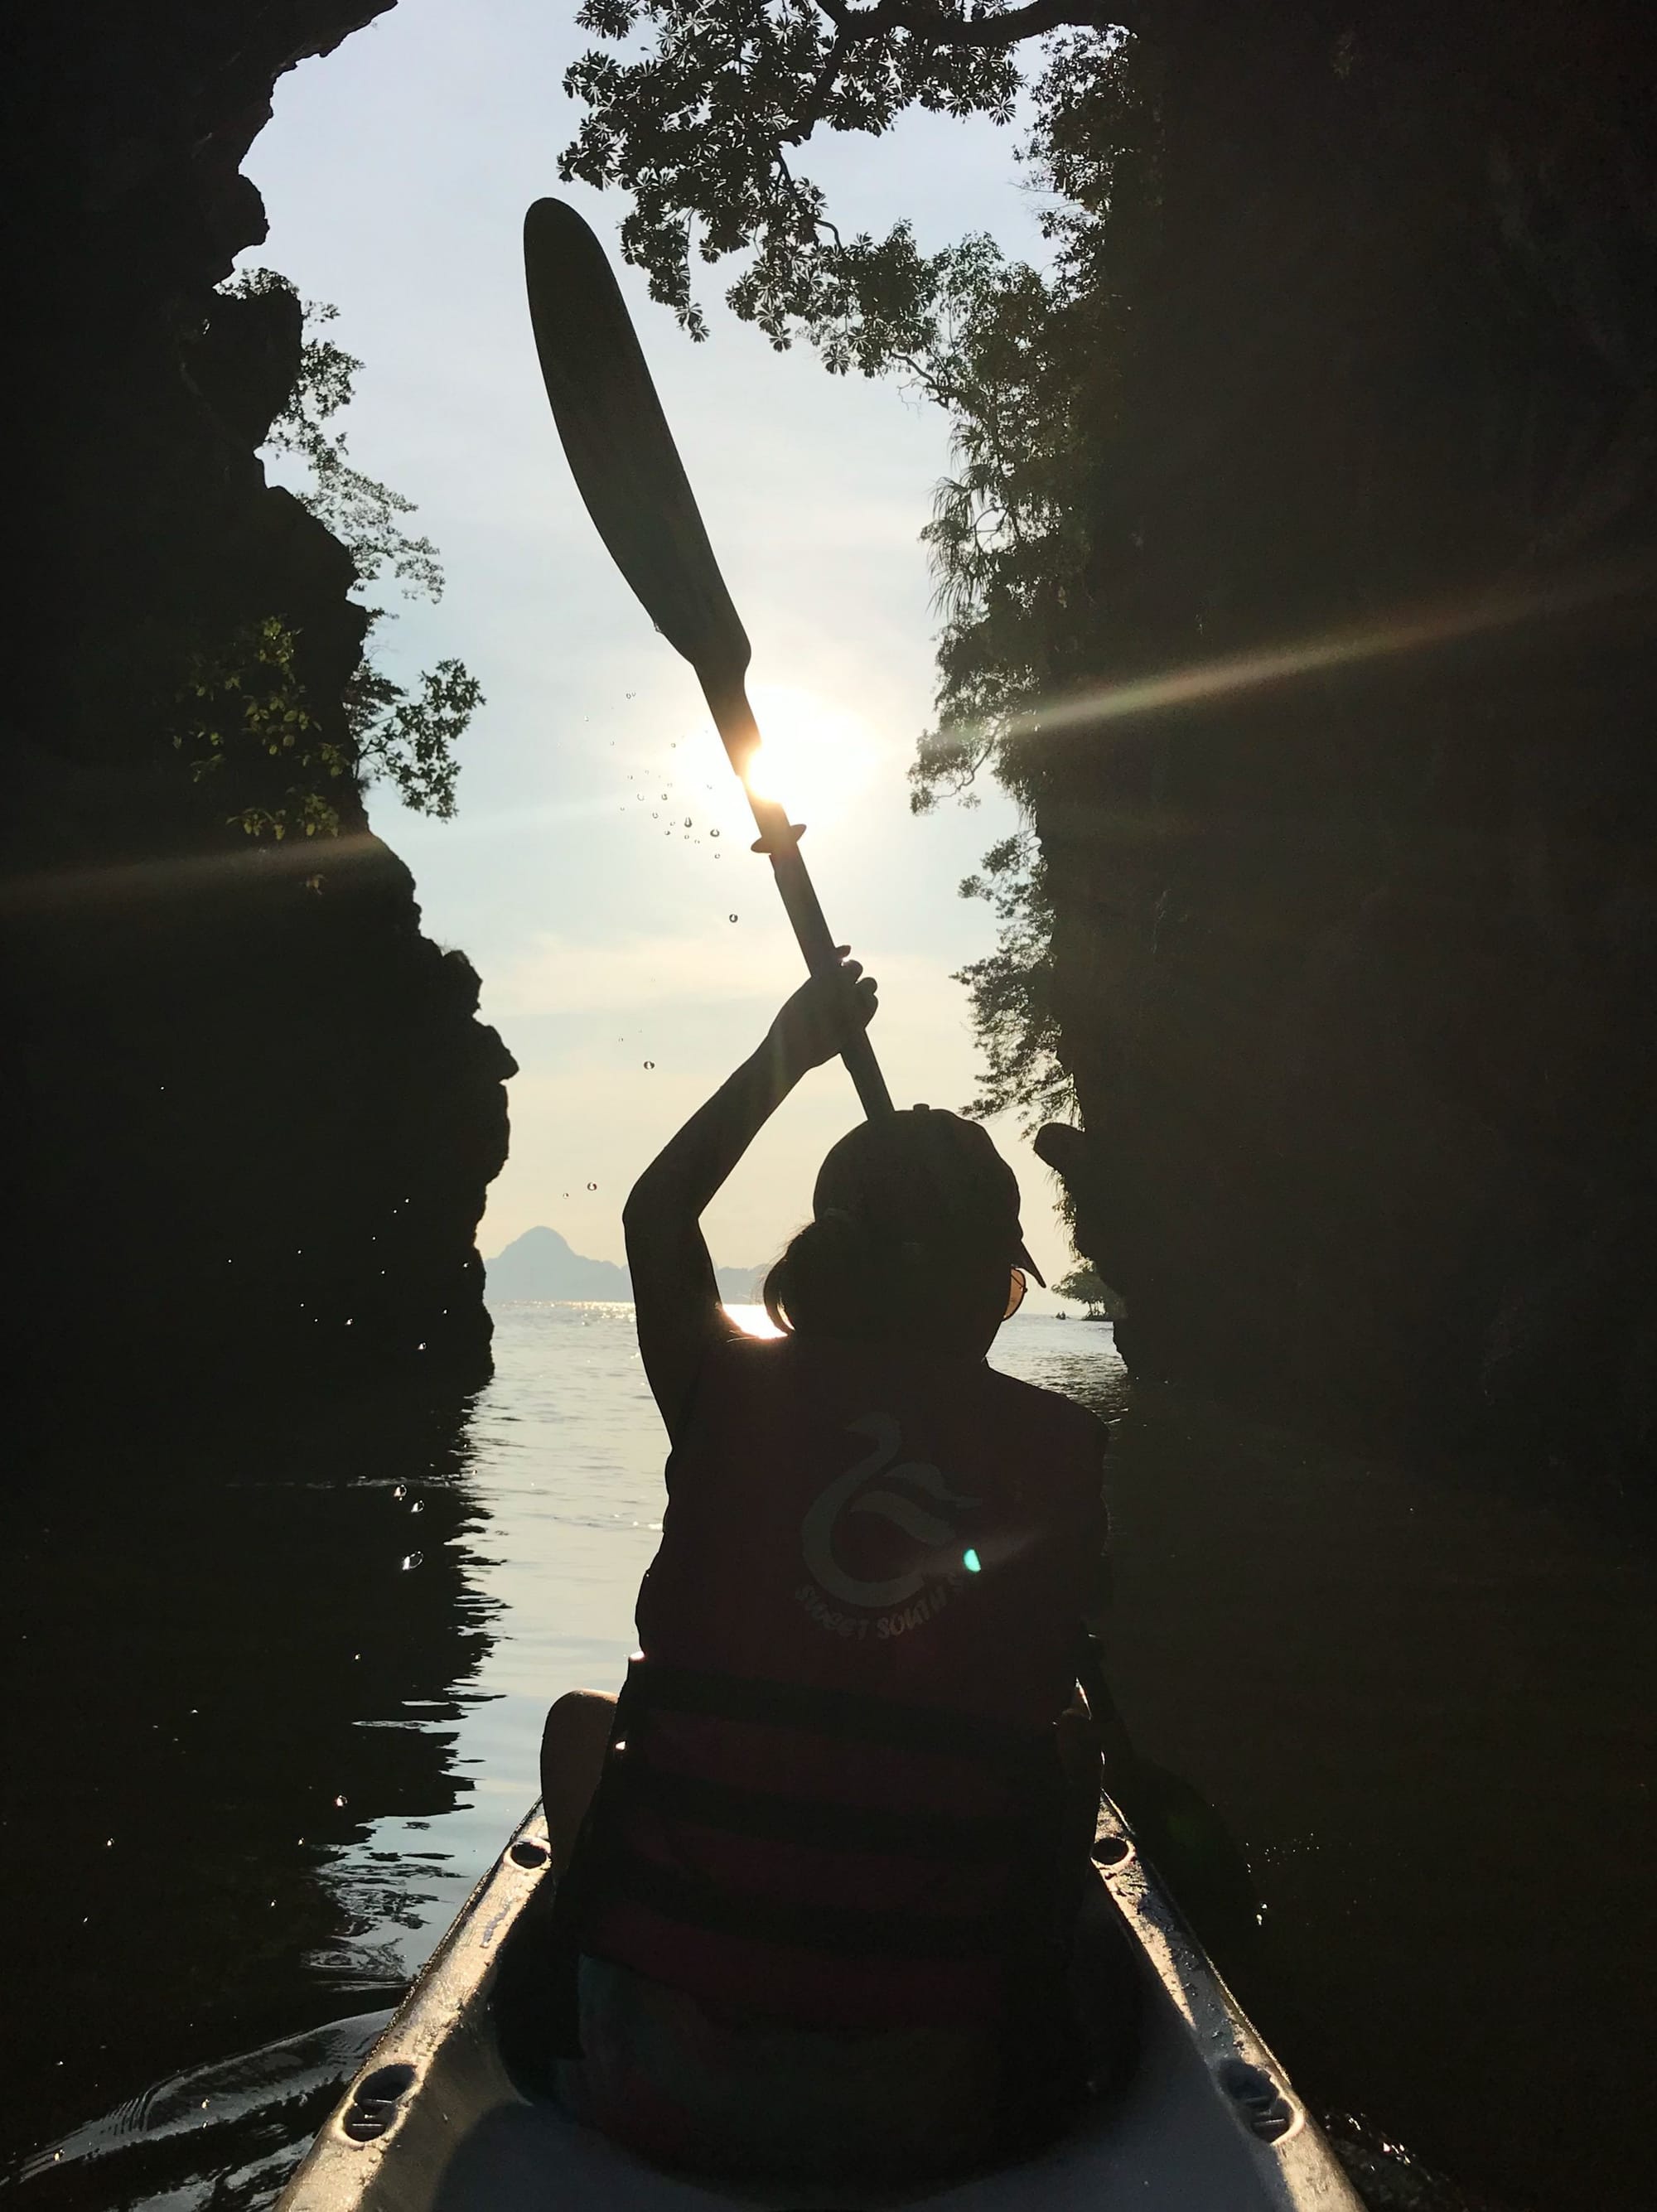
(5, 1306, 1654, 2211)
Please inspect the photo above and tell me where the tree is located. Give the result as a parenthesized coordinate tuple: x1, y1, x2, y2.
(954, 832, 1070, 1126)
(193, 269, 484, 838)
(1053, 1264, 1123, 1318)
(560, 1, 1121, 360)
(561, 5, 1147, 1118)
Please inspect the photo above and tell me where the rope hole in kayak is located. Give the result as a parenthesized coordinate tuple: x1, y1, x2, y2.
(509, 1838, 550, 1869)
(341, 2063, 417, 2143)
(1215, 2058, 1297, 2142)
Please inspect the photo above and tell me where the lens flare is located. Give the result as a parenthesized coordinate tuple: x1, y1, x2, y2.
(990, 561, 1655, 746)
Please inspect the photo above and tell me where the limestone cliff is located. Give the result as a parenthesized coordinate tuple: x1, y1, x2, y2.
(1031, 2, 1657, 1491)
(2, 2, 514, 1398)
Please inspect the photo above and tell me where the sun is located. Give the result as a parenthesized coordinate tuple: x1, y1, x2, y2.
(739, 683, 880, 830)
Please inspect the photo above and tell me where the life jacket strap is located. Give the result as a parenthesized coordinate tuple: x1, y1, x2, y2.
(617, 1763, 1024, 1862)
(600, 1841, 1008, 1959)
(623, 1656, 1049, 1766)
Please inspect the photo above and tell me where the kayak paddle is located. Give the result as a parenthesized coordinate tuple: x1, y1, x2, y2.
(523, 196, 892, 1119)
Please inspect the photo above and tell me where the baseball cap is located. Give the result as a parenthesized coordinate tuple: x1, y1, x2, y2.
(812, 1105, 1046, 1287)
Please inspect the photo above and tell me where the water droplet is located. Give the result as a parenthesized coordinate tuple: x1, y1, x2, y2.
(394, 1484, 407, 1500)
(335, 1794, 347, 1807)
(651, 811, 658, 819)
(587, 1181, 597, 1191)
(708, 828, 720, 838)
(684, 817, 692, 828)
(729, 914, 739, 923)
(401, 1551, 423, 1572)
(644, 1060, 655, 1070)
(963, 1548, 982, 1574)
(409, 1500, 423, 1513)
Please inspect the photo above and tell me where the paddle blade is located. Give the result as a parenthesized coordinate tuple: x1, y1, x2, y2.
(524, 197, 751, 683)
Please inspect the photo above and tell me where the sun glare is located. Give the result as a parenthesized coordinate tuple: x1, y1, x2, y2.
(740, 684, 880, 828)
(723, 1302, 784, 1339)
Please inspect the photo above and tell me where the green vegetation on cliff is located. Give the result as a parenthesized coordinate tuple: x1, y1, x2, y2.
(8, 0, 513, 1401)
(181, 268, 483, 841)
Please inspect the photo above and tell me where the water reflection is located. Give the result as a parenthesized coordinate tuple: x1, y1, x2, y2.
(1, 1380, 495, 2192)
(16, 2014, 390, 2212)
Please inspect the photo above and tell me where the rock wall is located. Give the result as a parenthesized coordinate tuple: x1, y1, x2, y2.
(1034, 2, 1657, 1491)
(2, 2, 514, 1401)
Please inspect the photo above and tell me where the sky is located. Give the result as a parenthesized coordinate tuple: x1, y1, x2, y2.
(249, 0, 1078, 1290)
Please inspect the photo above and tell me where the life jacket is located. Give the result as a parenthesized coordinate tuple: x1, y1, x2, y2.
(572, 1332, 1108, 2031)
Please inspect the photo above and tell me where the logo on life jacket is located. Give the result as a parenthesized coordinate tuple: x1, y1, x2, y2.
(800, 1412, 980, 1611)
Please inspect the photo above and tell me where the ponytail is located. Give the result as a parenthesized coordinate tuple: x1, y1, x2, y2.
(764, 1210, 1007, 1343)
(763, 1210, 879, 1339)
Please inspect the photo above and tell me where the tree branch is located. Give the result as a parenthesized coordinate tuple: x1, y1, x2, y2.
(815, 0, 1123, 56)
(795, 0, 1123, 144)
(790, 27, 848, 138)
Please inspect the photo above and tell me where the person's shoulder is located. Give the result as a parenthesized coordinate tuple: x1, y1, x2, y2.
(669, 1328, 790, 1450)
(703, 1326, 795, 1388)
(985, 1366, 1109, 1449)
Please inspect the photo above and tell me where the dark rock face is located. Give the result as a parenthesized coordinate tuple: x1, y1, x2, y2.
(1033, 2, 1657, 1490)
(2, 2, 514, 1399)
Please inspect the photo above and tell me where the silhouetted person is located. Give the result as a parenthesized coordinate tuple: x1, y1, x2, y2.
(541, 957, 1131, 2181)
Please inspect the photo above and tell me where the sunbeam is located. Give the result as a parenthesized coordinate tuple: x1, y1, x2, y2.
(998, 559, 1657, 743)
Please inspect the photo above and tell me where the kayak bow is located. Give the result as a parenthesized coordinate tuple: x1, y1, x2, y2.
(278, 1790, 1361, 2212)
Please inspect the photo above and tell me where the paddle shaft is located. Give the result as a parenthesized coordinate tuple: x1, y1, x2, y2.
(703, 673, 892, 1118)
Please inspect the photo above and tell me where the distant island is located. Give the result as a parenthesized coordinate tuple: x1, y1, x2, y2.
(484, 1225, 764, 1306)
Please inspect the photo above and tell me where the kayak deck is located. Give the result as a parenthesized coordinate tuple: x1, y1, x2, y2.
(278, 1799, 1360, 2212)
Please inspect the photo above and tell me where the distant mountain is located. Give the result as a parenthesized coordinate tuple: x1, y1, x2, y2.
(484, 1227, 628, 1302)
(484, 1225, 764, 1306)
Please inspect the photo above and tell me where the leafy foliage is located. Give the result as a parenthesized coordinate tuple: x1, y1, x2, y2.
(194, 270, 484, 834)
(241, 270, 447, 602)
(911, 31, 1150, 815)
(345, 630, 481, 821)
(562, 7, 1146, 1118)
(954, 832, 1070, 1125)
(559, 0, 1038, 352)
(174, 616, 349, 842)
(1053, 1263, 1124, 1316)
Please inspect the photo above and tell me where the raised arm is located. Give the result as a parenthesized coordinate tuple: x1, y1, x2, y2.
(623, 953, 877, 1442)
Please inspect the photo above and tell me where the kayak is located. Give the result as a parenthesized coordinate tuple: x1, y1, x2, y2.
(278, 1793, 1361, 2212)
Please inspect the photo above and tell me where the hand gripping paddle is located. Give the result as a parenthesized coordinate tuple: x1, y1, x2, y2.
(523, 196, 892, 1118)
